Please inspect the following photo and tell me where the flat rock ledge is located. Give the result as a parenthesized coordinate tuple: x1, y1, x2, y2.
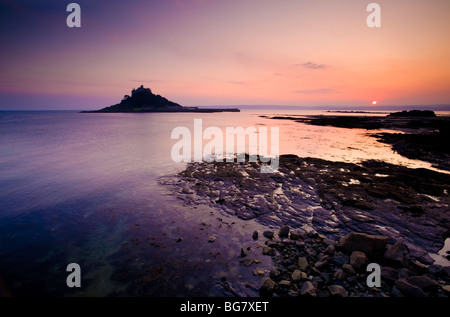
(160, 154, 450, 265)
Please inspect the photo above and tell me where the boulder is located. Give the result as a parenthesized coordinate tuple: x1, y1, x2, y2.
(297, 257, 309, 271)
(278, 225, 290, 238)
(394, 279, 427, 297)
(289, 230, 301, 240)
(384, 241, 410, 267)
(278, 280, 291, 288)
(333, 251, 349, 266)
(300, 281, 316, 297)
(262, 246, 272, 256)
(342, 263, 356, 275)
(405, 275, 437, 291)
(252, 231, 258, 240)
(292, 269, 308, 282)
(442, 285, 450, 295)
(259, 278, 276, 297)
(240, 258, 254, 267)
(325, 245, 335, 255)
(270, 268, 282, 280)
(339, 232, 388, 258)
(350, 251, 368, 271)
(328, 284, 348, 297)
(314, 260, 328, 270)
(263, 231, 274, 239)
(381, 266, 399, 283)
(333, 268, 347, 280)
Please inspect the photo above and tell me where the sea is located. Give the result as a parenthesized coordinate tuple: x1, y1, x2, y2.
(0, 109, 448, 296)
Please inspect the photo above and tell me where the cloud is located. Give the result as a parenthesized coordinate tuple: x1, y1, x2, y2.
(301, 62, 327, 69)
(294, 88, 337, 95)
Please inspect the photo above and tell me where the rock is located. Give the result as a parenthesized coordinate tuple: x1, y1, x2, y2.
(342, 263, 356, 275)
(405, 276, 437, 291)
(263, 231, 274, 239)
(295, 241, 305, 251)
(442, 285, 450, 295)
(339, 232, 389, 258)
(427, 264, 445, 277)
(279, 280, 291, 288)
(394, 279, 427, 297)
(270, 268, 282, 280)
(325, 245, 335, 255)
(320, 272, 330, 283)
(182, 187, 193, 194)
(259, 278, 276, 297)
(350, 251, 368, 271)
(176, 237, 183, 243)
(315, 260, 328, 270)
(208, 235, 216, 243)
(328, 284, 349, 297)
(297, 257, 309, 271)
(262, 246, 272, 256)
(333, 251, 349, 266)
(289, 230, 301, 240)
(300, 281, 316, 297)
(398, 268, 412, 278)
(278, 225, 290, 238)
(252, 231, 258, 240)
(333, 268, 347, 280)
(253, 269, 265, 277)
(240, 258, 255, 267)
(287, 290, 299, 297)
(240, 247, 249, 258)
(381, 266, 399, 283)
(346, 275, 358, 285)
(384, 241, 410, 267)
(410, 260, 427, 273)
(292, 269, 308, 282)
(323, 238, 337, 246)
(444, 267, 450, 278)
(391, 286, 404, 297)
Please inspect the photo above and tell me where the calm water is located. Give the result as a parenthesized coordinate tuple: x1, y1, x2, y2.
(0, 110, 447, 296)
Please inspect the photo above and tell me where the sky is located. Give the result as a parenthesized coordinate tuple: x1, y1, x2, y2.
(0, 0, 449, 110)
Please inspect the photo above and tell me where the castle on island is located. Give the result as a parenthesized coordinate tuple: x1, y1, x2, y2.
(82, 85, 240, 113)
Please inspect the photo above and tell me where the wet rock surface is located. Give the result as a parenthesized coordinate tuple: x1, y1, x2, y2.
(159, 153, 450, 297)
(161, 154, 450, 265)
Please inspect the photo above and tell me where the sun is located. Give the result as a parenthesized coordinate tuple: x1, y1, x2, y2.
(372, 101, 377, 105)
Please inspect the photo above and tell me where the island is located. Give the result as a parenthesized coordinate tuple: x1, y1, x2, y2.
(81, 85, 240, 113)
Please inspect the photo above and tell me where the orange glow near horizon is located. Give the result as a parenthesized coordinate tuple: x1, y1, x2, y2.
(0, 0, 449, 109)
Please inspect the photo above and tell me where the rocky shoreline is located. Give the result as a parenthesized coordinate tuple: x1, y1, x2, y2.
(160, 154, 450, 297)
(263, 112, 450, 172)
(255, 228, 449, 297)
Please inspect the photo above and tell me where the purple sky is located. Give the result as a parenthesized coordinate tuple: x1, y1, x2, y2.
(1, 0, 449, 110)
